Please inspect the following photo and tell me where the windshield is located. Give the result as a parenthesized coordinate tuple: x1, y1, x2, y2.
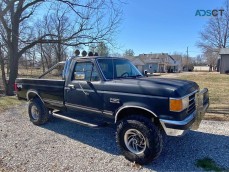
(97, 58, 143, 80)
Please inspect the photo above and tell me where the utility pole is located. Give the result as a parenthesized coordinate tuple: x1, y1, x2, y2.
(186, 47, 189, 70)
(186, 47, 189, 62)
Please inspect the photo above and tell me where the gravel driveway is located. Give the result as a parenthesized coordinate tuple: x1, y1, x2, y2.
(0, 104, 229, 172)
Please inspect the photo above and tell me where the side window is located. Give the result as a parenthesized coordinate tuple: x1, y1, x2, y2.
(116, 63, 132, 77)
(73, 62, 100, 81)
(97, 59, 113, 79)
(40, 63, 64, 80)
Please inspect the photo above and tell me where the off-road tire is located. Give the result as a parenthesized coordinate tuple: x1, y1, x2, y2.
(28, 98, 49, 125)
(116, 115, 163, 165)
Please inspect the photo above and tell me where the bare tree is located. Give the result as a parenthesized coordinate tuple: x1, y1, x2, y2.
(197, 0, 229, 66)
(88, 43, 97, 53)
(96, 42, 109, 56)
(0, 43, 7, 92)
(197, 1, 229, 50)
(203, 50, 218, 70)
(0, 0, 122, 95)
(37, 4, 71, 64)
(194, 54, 206, 65)
(123, 49, 135, 57)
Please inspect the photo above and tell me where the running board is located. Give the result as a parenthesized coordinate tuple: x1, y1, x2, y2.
(52, 112, 102, 128)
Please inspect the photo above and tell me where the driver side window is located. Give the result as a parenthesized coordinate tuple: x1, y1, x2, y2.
(73, 62, 100, 81)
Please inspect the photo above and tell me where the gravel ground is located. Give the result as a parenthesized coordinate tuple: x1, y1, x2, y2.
(0, 104, 229, 172)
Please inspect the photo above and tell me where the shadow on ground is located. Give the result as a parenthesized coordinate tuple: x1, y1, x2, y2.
(41, 111, 118, 155)
(207, 106, 229, 115)
(148, 131, 229, 171)
(41, 112, 229, 171)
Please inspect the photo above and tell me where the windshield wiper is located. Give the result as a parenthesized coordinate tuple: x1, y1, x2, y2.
(134, 74, 143, 78)
(127, 75, 143, 78)
(116, 75, 143, 79)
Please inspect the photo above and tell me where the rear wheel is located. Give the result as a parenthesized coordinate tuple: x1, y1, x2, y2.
(116, 115, 163, 165)
(28, 98, 49, 125)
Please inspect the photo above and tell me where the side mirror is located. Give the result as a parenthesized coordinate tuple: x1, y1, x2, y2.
(74, 72, 85, 80)
(144, 70, 148, 77)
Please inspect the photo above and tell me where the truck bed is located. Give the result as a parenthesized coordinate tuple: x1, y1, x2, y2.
(16, 78, 65, 109)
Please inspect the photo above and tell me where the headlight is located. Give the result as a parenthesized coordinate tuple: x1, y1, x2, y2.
(170, 96, 189, 112)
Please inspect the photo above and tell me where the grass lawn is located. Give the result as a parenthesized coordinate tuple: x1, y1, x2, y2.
(196, 157, 225, 171)
(0, 96, 22, 111)
(175, 72, 229, 120)
(177, 72, 229, 105)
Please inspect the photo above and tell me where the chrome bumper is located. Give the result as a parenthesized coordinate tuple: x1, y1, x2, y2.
(160, 88, 209, 136)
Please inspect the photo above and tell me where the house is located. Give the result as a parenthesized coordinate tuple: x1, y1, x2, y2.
(138, 53, 168, 73)
(124, 53, 182, 74)
(219, 48, 229, 74)
(170, 55, 182, 72)
(138, 53, 181, 73)
(124, 56, 145, 73)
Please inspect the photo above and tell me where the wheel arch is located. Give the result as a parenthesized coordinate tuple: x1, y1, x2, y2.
(26, 90, 44, 104)
(115, 106, 159, 124)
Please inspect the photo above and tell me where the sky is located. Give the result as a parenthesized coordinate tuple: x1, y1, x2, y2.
(116, 0, 225, 57)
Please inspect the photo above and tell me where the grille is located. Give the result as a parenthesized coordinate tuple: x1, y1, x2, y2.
(187, 93, 196, 114)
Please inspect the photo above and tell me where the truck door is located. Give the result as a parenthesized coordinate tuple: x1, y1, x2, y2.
(65, 61, 103, 113)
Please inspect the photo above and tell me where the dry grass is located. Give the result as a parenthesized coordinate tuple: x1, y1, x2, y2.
(18, 68, 44, 78)
(177, 72, 229, 105)
(175, 72, 229, 121)
(0, 96, 22, 111)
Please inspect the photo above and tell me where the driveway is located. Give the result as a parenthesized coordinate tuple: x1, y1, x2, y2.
(0, 104, 229, 171)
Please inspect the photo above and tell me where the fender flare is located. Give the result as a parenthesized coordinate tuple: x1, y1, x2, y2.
(115, 105, 158, 123)
(26, 90, 44, 104)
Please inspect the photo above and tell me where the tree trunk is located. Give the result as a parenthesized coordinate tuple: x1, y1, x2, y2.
(40, 44, 45, 73)
(6, 49, 19, 96)
(5, 3, 21, 96)
(0, 51, 8, 94)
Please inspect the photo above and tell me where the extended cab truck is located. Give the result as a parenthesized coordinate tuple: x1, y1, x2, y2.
(15, 56, 209, 165)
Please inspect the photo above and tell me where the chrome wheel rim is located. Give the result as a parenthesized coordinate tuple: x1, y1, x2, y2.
(31, 105, 39, 120)
(124, 129, 146, 154)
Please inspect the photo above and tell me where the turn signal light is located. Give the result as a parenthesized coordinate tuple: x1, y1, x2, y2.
(170, 96, 189, 112)
(170, 99, 183, 112)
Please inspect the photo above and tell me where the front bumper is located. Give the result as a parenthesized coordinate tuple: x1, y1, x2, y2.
(160, 88, 209, 136)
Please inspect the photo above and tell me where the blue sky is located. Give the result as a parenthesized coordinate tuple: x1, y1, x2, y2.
(117, 0, 225, 57)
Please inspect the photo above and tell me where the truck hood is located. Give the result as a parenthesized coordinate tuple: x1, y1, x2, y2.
(107, 77, 199, 98)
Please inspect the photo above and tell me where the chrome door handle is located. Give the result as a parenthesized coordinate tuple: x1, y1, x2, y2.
(68, 84, 75, 89)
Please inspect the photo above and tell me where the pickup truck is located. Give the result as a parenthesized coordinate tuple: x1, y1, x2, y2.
(15, 55, 209, 165)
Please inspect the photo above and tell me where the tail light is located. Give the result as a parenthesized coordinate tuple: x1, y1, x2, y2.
(14, 83, 18, 92)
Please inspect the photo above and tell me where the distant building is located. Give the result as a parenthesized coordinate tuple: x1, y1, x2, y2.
(125, 56, 145, 73)
(138, 53, 182, 73)
(193, 66, 210, 72)
(219, 48, 229, 74)
(125, 53, 182, 74)
(170, 55, 183, 72)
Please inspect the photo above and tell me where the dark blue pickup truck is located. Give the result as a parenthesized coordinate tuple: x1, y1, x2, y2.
(15, 55, 209, 165)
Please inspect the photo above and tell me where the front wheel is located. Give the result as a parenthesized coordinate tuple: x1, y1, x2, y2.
(116, 115, 163, 165)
